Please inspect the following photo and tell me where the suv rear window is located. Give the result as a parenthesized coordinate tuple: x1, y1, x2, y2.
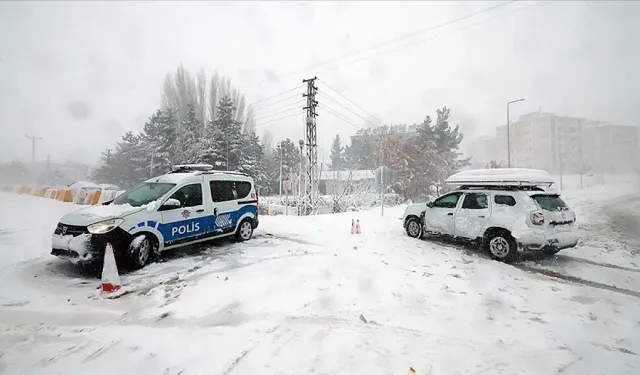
(531, 194, 568, 211)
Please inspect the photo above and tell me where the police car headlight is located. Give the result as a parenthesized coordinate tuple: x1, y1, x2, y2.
(87, 218, 124, 234)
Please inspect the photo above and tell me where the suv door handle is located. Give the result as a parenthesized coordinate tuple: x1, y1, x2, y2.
(196, 209, 205, 213)
(213, 208, 218, 216)
(447, 213, 454, 216)
(478, 215, 485, 218)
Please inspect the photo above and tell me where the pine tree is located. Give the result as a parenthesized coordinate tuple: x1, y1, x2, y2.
(141, 109, 178, 176)
(199, 95, 242, 169)
(177, 103, 203, 163)
(330, 134, 344, 171)
(90, 131, 148, 188)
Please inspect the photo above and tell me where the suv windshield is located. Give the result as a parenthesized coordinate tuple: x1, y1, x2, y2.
(112, 182, 175, 207)
(531, 194, 569, 211)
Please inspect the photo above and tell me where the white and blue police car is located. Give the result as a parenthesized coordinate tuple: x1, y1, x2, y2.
(51, 164, 259, 269)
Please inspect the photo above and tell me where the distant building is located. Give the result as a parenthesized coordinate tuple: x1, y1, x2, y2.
(466, 112, 639, 174)
(582, 121, 639, 173)
(350, 124, 417, 145)
(319, 169, 376, 195)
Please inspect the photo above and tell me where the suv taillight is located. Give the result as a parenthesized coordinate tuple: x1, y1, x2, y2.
(531, 211, 545, 226)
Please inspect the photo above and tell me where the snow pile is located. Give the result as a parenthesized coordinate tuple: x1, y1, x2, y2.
(0, 193, 78, 269)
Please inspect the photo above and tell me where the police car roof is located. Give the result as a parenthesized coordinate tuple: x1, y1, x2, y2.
(144, 170, 252, 185)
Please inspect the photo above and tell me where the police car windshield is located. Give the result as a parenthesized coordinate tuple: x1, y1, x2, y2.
(112, 182, 176, 207)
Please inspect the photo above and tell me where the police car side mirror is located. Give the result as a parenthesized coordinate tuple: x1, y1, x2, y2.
(427, 201, 434, 208)
(159, 198, 181, 211)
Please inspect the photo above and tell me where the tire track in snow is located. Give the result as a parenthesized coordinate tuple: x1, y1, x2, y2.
(417, 238, 640, 298)
(554, 254, 640, 273)
(514, 264, 640, 298)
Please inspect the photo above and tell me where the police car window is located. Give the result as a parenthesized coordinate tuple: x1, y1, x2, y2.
(210, 181, 237, 202)
(462, 193, 488, 209)
(494, 195, 516, 206)
(236, 181, 252, 199)
(433, 192, 462, 208)
(170, 183, 202, 207)
(112, 182, 175, 207)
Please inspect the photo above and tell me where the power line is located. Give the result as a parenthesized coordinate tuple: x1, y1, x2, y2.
(318, 78, 383, 125)
(317, 91, 377, 128)
(252, 99, 305, 117)
(297, 1, 516, 74)
(320, 104, 364, 130)
(253, 106, 303, 122)
(254, 112, 302, 128)
(316, 1, 543, 75)
(251, 92, 302, 111)
(240, 1, 517, 90)
(247, 85, 304, 107)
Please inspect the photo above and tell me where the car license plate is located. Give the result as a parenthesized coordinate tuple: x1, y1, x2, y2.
(555, 224, 571, 233)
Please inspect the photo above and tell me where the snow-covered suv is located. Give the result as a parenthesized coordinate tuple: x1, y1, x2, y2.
(402, 169, 579, 262)
(51, 164, 259, 269)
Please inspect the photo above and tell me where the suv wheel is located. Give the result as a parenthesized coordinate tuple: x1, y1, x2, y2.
(405, 217, 422, 239)
(486, 232, 518, 262)
(235, 219, 254, 241)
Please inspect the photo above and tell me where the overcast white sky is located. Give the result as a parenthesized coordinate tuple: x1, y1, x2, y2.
(0, 1, 638, 165)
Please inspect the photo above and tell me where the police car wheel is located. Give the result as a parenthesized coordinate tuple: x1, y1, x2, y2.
(235, 220, 253, 241)
(129, 235, 153, 269)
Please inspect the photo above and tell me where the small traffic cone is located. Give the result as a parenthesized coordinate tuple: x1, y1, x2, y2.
(100, 243, 122, 293)
(355, 219, 361, 235)
(351, 219, 356, 235)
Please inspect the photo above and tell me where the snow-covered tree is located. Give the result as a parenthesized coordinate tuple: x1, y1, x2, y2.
(90, 131, 148, 188)
(330, 134, 345, 171)
(141, 109, 178, 176)
(177, 103, 202, 163)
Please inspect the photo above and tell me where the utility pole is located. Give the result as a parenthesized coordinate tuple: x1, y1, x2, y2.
(105, 148, 112, 165)
(506, 98, 525, 168)
(279, 142, 283, 197)
(298, 139, 304, 201)
(302, 76, 318, 215)
(25, 134, 43, 169)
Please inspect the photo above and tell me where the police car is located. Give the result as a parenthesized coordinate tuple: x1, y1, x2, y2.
(51, 164, 259, 269)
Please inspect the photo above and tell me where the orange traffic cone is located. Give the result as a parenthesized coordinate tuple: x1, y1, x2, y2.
(100, 243, 122, 293)
(351, 219, 356, 235)
(355, 219, 361, 234)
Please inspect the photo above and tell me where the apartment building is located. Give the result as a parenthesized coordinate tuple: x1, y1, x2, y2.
(582, 121, 639, 173)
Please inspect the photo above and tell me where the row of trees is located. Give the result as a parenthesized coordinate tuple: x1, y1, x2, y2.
(90, 65, 471, 201)
(328, 107, 470, 200)
(90, 66, 274, 190)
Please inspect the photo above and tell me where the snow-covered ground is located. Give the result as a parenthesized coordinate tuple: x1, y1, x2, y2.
(0, 180, 639, 375)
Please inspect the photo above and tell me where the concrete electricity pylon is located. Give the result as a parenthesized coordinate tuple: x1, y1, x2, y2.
(302, 77, 318, 215)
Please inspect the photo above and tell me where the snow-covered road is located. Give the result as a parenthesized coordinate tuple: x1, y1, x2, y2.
(1, 183, 639, 375)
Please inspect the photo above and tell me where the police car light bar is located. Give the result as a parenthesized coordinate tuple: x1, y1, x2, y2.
(171, 164, 214, 172)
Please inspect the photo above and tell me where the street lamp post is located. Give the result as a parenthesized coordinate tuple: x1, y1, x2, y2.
(506, 98, 525, 168)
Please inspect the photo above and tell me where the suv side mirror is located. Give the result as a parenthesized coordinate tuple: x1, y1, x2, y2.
(427, 201, 434, 208)
(159, 198, 181, 211)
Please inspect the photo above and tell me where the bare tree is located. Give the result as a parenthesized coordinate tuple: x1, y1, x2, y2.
(244, 106, 256, 134)
(208, 70, 221, 122)
(195, 68, 207, 123)
(161, 64, 197, 123)
(261, 129, 273, 156)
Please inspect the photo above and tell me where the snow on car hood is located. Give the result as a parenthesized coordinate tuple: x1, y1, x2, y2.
(59, 204, 145, 226)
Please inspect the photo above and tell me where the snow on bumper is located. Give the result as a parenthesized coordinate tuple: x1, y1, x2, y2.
(51, 233, 93, 263)
(515, 228, 579, 251)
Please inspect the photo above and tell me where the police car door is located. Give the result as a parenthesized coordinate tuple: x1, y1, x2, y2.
(159, 180, 209, 247)
(209, 179, 239, 235)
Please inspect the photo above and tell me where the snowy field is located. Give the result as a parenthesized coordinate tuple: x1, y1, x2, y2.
(1, 179, 639, 375)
